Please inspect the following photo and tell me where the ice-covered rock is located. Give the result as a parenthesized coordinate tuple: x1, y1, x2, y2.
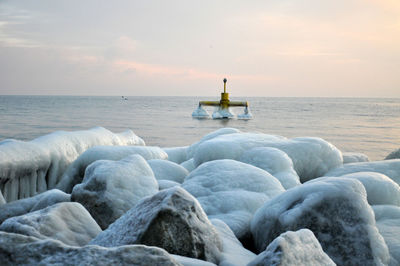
(182, 159, 285, 240)
(171, 255, 216, 266)
(0, 231, 181, 265)
(386, 149, 400, 160)
(186, 128, 241, 159)
(251, 177, 389, 266)
(91, 187, 222, 264)
(211, 219, 256, 266)
(0, 202, 101, 246)
(0, 127, 144, 202)
(181, 158, 196, 172)
(373, 205, 400, 265)
(324, 159, 400, 185)
(248, 229, 335, 266)
(0, 189, 70, 224)
(0, 190, 5, 205)
(239, 147, 301, 189)
(148, 159, 189, 183)
(343, 152, 369, 164)
(56, 145, 167, 193)
(164, 146, 189, 164)
(158, 180, 181, 190)
(71, 154, 158, 229)
(192, 132, 342, 182)
(337, 172, 400, 206)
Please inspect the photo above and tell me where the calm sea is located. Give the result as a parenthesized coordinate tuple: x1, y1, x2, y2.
(0, 96, 399, 161)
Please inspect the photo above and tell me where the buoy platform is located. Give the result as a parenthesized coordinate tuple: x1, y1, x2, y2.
(192, 78, 252, 119)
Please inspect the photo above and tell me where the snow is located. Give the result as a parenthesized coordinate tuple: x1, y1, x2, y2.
(171, 255, 216, 266)
(192, 105, 210, 119)
(163, 146, 189, 164)
(251, 177, 390, 265)
(0, 189, 70, 224)
(324, 159, 400, 186)
(342, 152, 369, 164)
(248, 229, 335, 266)
(180, 158, 196, 172)
(158, 180, 181, 190)
(0, 127, 144, 202)
(0, 202, 101, 246)
(71, 154, 158, 229)
(336, 172, 400, 206)
(182, 159, 285, 240)
(192, 132, 343, 182)
(211, 219, 256, 266)
(239, 147, 301, 189)
(56, 145, 167, 193)
(373, 205, 400, 265)
(148, 159, 189, 183)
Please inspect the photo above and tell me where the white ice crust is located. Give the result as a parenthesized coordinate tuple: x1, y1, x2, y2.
(0, 202, 101, 246)
(239, 147, 301, 189)
(324, 159, 400, 186)
(342, 152, 370, 164)
(180, 158, 196, 172)
(56, 145, 167, 192)
(163, 146, 189, 164)
(212, 108, 235, 119)
(192, 105, 210, 119)
(0, 127, 144, 202)
(192, 132, 343, 182)
(148, 159, 189, 183)
(182, 159, 285, 239)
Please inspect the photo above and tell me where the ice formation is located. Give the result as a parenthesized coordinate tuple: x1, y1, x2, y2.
(0, 232, 181, 265)
(0, 127, 144, 202)
(0, 189, 70, 224)
(191, 105, 210, 119)
(211, 219, 256, 266)
(182, 159, 285, 240)
(158, 180, 181, 190)
(0, 202, 101, 246)
(251, 177, 390, 265)
(373, 205, 400, 265)
(148, 159, 189, 183)
(56, 145, 167, 193)
(324, 159, 400, 186)
(192, 132, 343, 182)
(342, 152, 370, 164)
(71, 154, 158, 229)
(212, 108, 235, 119)
(248, 229, 335, 266)
(163, 146, 189, 164)
(91, 187, 223, 264)
(239, 147, 301, 189)
(336, 172, 400, 206)
(0, 190, 5, 205)
(180, 158, 196, 172)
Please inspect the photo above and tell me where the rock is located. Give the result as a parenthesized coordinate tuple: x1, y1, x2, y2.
(182, 159, 285, 240)
(342, 152, 369, 164)
(373, 205, 400, 265)
(211, 219, 256, 266)
(158, 180, 181, 190)
(0, 190, 5, 205)
(0, 189, 70, 224)
(338, 172, 400, 206)
(324, 159, 400, 186)
(0, 231, 181, 266)
(385, 149, 400, 160)
(163, 146, 189, 164)
(90, 187, 222, 264)
(0, 202, 101, 246)
(239, 147, 301, 189)
(71, 154, 158, 229)
(148, 159, 189, 183)
(251, 177, 390, 266)
(56, 145, 168, 193)
(248, 229, 335, 266)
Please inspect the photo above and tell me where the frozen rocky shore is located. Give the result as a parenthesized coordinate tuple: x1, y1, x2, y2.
(0, 127, 399, 265)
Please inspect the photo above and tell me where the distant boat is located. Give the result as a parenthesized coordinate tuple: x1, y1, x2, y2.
(121, 96, 128, 100)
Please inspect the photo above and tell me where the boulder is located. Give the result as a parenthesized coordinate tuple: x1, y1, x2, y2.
(248, 229, 335, 266)
(385, 149, 400, 160)
(182, 159, 285, 240)
(158, 180, 181, 190)
(163, 146, 189, 164)
(251, 177, 390, 266)
(90, 187, 222, 264)
(0, 231, 181, 266)
(71, 154, 158, 229)
(342, 152, 369, 164)
(0, 202, 101, 246)
(180, 158, 196, 172)
(0, 189, 70, 224)
(148, 159, 189, 183)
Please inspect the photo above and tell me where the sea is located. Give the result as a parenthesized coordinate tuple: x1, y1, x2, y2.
(0, 96, 399, 161)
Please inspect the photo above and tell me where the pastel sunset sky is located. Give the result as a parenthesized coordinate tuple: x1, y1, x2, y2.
(1, 0, 399, 97)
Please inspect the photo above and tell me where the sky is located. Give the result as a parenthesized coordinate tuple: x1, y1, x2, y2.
(0, 0, 399, 97)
